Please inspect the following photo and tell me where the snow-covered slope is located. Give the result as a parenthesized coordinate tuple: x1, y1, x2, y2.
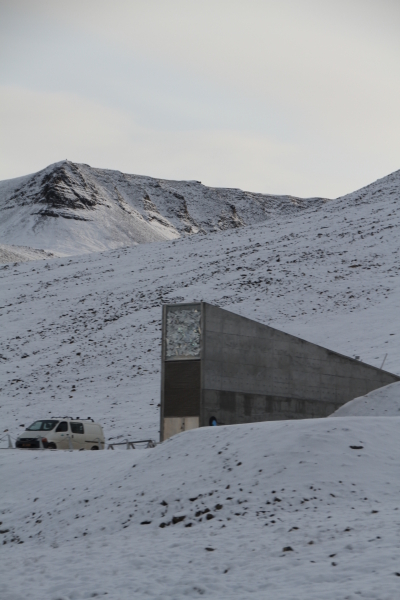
(1, 163, 399, 442)
(0, 160, 326, 257)
(2, 417, 400, 600)
(331, 381, 400, 417)
(336, 168, 400, 208)
(1, 165, 400, 599)
(0, 243, 59, 264)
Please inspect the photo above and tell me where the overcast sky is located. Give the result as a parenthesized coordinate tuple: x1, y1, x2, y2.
(1, 0, 399, 197)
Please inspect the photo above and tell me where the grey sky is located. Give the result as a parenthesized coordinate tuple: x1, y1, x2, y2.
(1, 0, 399, 196)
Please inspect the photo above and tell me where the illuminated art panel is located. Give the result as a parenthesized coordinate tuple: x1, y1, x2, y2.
(165, 304, 201, 360)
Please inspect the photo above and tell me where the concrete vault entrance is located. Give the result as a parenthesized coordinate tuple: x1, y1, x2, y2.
(160, 302, 399, 441)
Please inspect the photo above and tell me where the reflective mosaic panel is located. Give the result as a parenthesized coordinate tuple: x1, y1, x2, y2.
(165, 304, 201, 360)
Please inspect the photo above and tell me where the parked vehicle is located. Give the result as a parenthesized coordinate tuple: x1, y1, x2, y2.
(15, 417, 105, 450)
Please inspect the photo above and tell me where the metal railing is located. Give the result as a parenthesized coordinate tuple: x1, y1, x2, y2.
(1, 434, 156, 451)
(108, 439, 156, 450)
(0, 434, 14, 449)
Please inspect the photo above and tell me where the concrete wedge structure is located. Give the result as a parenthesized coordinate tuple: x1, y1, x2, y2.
(160, 302, 399, 441)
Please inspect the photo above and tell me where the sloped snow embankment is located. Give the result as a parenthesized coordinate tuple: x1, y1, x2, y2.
(331, 381, 400, 417)
(2, 418, 400, 600)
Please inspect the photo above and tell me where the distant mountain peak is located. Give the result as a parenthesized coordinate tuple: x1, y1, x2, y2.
(0, 161, 327, 258)
(1, 162, 398, 262)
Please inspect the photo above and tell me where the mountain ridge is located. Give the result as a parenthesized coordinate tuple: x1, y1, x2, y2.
(0, 160, 327, 259)
(0, 161, 399, 262)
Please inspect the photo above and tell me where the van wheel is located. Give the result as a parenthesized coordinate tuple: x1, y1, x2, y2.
(48, 443, 57, 450)
(91, 446, 99, 450)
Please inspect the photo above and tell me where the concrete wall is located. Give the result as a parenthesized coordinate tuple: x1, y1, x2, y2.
(163, 417, 199, 440)
(200, 303, 399, 426)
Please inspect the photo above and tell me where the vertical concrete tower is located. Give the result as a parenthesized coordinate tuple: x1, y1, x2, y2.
(160, 302, 399, 441)
(161, 303, 202, 441)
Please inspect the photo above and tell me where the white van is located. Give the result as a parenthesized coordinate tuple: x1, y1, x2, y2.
(16, 417, 105, 450)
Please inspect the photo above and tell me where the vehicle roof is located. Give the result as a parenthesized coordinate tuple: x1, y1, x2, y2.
(49, 417, 101, 423)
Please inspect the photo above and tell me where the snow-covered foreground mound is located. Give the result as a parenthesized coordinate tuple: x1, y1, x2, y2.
(332, 381, 400, 417)
(2, 417, 400, 599)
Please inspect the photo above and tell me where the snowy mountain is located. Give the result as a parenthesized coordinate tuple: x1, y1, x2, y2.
(1, 164, 399, 441)
(0, 160, 326, 259)
(1, 164, 400, 599)
(1, 162, 399, 263)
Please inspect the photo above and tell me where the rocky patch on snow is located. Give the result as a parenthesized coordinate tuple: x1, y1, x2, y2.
(0, 243, 60, 265)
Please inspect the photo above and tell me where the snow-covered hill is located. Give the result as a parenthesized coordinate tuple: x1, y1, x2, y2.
(1, 163, 400, 599)
(331, 381, 400, 417)
(1, 163, 399, 442)
(2, 417, 400, 600)
(0, 160, 326, 257)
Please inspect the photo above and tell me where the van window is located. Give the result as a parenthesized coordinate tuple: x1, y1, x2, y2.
(71, 422, 84, 434)
(27, 420, 58, 431)
(56, 422, 68, 432)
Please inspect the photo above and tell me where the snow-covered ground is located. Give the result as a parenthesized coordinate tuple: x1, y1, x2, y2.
(1, 164, 399, 598)
(2, 417, 400, 600)
(331, 381, 400, 417)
